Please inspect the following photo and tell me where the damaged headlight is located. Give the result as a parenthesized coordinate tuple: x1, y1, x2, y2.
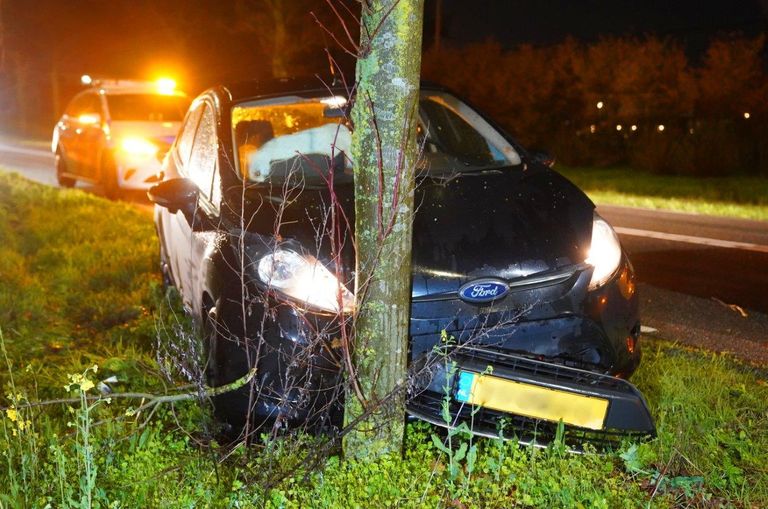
(586, 213, 622, 290)
(257, 249, 355, 313)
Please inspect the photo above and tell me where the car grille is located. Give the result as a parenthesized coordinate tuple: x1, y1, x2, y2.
(408, 390, 646, 451)
(407, 347, 651, 450)
(458, 346, 620, 388)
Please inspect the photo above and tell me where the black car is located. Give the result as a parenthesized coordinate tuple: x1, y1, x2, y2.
(149, 78, 655, 447)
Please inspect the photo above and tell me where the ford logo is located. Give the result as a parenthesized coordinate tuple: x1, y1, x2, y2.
(458, 279, 510, 304)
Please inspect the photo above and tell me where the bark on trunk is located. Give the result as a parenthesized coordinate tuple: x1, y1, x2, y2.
(344, 0, 424, 459)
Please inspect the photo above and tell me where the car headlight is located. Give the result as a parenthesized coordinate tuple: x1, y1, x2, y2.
(257, 249, 355, 313)
(120, 137, 158, 157)
(586, 214, 622, 290)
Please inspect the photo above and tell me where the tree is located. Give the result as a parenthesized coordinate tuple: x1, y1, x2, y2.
(231, 0, 349, 78)
(343, 0, 424, 459)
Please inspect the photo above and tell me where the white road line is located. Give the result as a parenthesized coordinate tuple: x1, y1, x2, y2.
(0, 143, 52, 158)
(615, 226, 768, 253)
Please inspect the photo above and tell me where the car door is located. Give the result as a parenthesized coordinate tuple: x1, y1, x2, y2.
(79, 93, 106, 180)
(167, 101, 221, 316)
(58, 93, 90, 174)
(160, 101, 204, 290)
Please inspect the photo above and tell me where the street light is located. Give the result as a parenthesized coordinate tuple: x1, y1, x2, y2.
(81, 74, 93, 86)
(596, 101, 604, 109)
(744, 112, 751, 119)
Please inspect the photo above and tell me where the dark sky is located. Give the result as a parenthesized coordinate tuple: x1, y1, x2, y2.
(429, 0, 767, 55)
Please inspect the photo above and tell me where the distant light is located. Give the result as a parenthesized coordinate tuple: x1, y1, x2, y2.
(744, 112, 751, 119)
(590, 124, 596, 133)
(657, 124, 665, 132)
(630, 124, 637, 131)
(320, 95, 347, 108)
(81, 74, 93, 86)
(616, 124, 622, 131)
(689, 128, 695, 134)
(596, 101, 604, 110)
(156, 77, 177, 95)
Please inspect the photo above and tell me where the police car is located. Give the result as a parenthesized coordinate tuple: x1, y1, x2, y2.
(52, 78, 189, 198)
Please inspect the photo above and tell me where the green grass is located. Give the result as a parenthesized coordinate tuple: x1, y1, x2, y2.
(1, 171, 767, 507)
(558, 166, 768, 221)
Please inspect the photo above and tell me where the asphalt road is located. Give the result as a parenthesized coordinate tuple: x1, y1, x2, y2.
(598, 205, 768, 314)
(2, 139, 766, 359)
(0, 140, 57, 186)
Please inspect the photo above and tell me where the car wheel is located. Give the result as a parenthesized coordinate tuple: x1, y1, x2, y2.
(55, 149, 76, 188)
(101, 152, 121, 199)
(202, 309, 252, 430)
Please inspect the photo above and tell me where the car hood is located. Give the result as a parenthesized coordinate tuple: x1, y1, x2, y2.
(411, 168, 594, 297)
(241, 166, 594, 292)
(240, 165, 594, 288)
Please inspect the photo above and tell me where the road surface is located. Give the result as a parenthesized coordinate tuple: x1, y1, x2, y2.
(2, 139, 766, 360)
(0, 140, 57, 186)
(598, 205, 768, 314)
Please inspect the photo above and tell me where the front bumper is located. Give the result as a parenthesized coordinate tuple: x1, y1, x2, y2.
(407, 347, 656, 449)
(115, 153, 165, 190)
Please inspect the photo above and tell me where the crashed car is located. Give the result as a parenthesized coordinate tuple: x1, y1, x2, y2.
(149, 78, 655, 447)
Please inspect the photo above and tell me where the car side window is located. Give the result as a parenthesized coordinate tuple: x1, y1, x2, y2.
(176, 103, 204, 166)
(187, 104, 219, 205)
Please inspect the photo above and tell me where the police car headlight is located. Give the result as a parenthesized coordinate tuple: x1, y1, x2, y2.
(120, 137, 158, 157)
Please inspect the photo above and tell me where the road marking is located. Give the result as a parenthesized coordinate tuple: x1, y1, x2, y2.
(615, 226, 768, 253)
(0, 143, 53, 158)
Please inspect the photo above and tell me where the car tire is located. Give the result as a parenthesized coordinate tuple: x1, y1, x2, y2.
(202, 309, 253, 430)
(55, 149, 76, 188)
(101, 152, 121, 200)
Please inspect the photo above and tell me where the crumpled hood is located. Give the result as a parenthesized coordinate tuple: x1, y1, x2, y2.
(243, 167, 594, 293)
(411, 168, 594, 297)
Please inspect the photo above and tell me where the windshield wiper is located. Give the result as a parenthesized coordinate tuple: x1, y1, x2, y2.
(419, 164, 518, 184)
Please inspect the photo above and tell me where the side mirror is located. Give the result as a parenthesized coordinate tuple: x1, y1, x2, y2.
(529, 150, 556, 168)
(147, 178, 199, 216)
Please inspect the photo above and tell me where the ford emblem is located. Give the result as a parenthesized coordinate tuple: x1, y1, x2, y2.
(458, 279, 509, 304)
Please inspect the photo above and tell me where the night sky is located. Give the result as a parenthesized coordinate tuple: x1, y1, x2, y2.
(433, 0, 767, 53)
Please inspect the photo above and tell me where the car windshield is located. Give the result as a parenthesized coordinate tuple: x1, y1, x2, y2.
(232, 91, 522, 185)
(107, 94, 188, 122)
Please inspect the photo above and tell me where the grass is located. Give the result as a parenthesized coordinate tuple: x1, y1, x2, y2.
(0, 170, 767, 507)
(558, 166, 768, 221)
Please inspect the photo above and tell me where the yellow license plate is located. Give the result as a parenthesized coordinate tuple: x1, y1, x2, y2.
(455, 371, 609, 430)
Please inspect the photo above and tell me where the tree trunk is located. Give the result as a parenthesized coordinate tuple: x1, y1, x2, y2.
(344, 0, 424, 459)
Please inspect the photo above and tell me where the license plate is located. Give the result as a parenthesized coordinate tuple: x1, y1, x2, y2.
(455, 370, 609, 430)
